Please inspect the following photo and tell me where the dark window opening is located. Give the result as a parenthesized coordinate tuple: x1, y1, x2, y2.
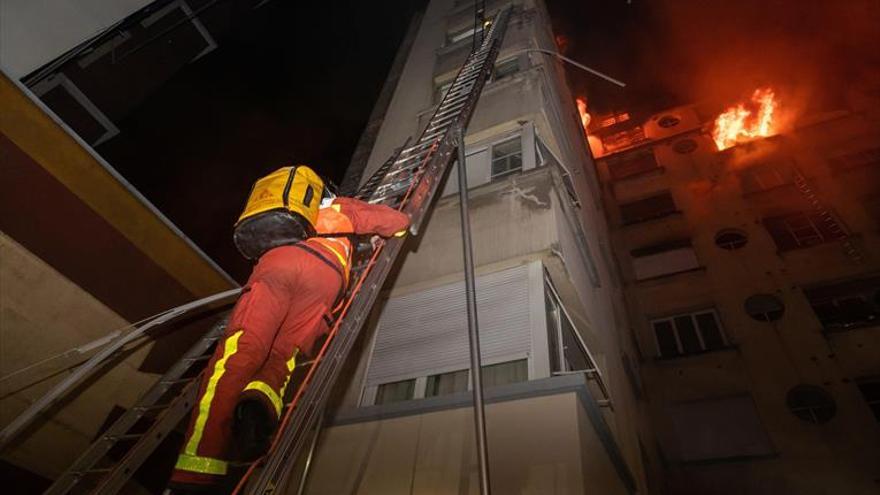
(786, 385, 836, 424)
(715, 229, 748, 250)
(673, 138, 698, 154)
(740, 163, 791, 193)
(426, 369, 469, 398)
(620, 191, 677, 224)
(856, 381, 880, 421)
(744, 294, 785, 322)
(375, 379, 415, 405)
(804, 276, 880, 332)
(657, 115, 681, 128)
(828, 147, 880, 172)
(763, 211, 846, 251)
(607, 150, 660, 180)
(490, 136, 522, 179)
(652, 309, 728, 358)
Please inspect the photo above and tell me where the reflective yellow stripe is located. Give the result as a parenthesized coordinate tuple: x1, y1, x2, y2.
(184, 330, 243, 456)
(244, 380, 283, 417)
(243, 349, 299, 418)
(393, 229, 407, 237)
(175, 453, 228, 475)
(330, 204, 341, 212)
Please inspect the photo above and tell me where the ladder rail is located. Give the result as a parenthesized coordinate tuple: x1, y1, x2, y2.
(43, 318, 229, 495)
(0, 288, 240, 452)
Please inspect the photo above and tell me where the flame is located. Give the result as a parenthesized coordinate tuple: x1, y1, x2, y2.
(576, 97, 591, 129)
(711, 88, 778, 150)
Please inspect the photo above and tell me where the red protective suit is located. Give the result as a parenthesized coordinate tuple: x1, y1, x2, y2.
(172, 197, 409, 486)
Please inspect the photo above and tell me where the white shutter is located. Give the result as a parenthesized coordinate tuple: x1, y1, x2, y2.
(632, 247, 699, 280)
(366, 264, 533, 386)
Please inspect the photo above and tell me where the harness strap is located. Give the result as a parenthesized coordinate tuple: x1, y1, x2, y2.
(291, 242, 347, 311)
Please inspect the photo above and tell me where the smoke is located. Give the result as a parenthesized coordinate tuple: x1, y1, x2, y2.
(550, 0, 880, 115)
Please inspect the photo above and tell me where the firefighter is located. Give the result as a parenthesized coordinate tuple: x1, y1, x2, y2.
(169, 171, 409, 492)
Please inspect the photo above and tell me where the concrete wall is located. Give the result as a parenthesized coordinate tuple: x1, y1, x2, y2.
(0, 233, 156, 480)
(304, 383, 629, 495)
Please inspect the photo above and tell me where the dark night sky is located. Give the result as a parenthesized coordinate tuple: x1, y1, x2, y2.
(97, 0, 879, 282)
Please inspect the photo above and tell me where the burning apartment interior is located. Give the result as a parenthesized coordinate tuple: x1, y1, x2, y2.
(1, 0, 880, 494)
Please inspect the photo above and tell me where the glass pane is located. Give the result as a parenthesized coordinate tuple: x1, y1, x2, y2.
(545, 292, 562, 372)
(481, 359, 528, 388)
(561, 313, 591, 372)
(492, 137, 520, 158)
(375, 379, 415, 405)
(426, 369, 469, 397)
(674, 316, 702, 354)
(653, 320, 679, 357)
(695, 312, 725, 350)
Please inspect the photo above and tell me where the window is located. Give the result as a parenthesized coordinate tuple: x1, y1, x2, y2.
(375, 379, 415, 405)
(631, 240, 700, 280)
(602, 125, 648, 153)
(786, 385, 836, 424)
(763, 211, 845, 251)
(491, 58, 519, 82)
(652, 309, 727, 358)
(828, 147, 880, 172)
(619, 191, 677, 224)
(804, 276, 880, 332)
(856, 380, 880, 421)
(426, 369, 468, 397)
(446, 25, 476, 45)
(740, 163, 791, 193)
(536, 136, 579, 205)
(673, 138, 698, 154)
(668, 395, 775, 462)
(490, 136, 522, 179)
(744, 294, 785, 322)
(657, 115, 680, 128)
(607, 150, 660, 180)
(482, 360, 528, 388)
(545, 286, 597, 374)
(715, 229, 748, 250)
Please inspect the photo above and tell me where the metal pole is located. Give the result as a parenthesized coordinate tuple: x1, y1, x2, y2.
(456, 125, 491, 495)
(295, 412, 325, 495)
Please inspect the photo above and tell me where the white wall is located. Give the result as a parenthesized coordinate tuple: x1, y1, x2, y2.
(0, 0, 152, 77)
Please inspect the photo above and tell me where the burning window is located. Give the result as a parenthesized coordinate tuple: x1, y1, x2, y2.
(607, 149, 660, 180)
(804, 276, 880, 332)
(712, 88, 779, 150)
(619, 191, 677, 224)
(763, 211, 846, 251)
(652, 309, 728, 358)
(602, 125, 649, 153)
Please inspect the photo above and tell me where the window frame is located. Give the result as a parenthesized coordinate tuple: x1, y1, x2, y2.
(763, 211, 844, 251)
(651, 308, 729, 358)
(489, 135, 523, 180)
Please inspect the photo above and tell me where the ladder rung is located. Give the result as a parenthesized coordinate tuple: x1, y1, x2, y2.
(160, 378, 193, 385)
(134, 403, 172, 412)
(104, 433, 143, 441)
(78, 468, 113, 475)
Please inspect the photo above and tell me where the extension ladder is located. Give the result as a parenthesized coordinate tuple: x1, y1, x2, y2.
(791, 168, 863, 263)
(34, 6, 512, 494)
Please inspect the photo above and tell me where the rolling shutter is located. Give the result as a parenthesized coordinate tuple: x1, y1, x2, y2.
(366, 263, 533, 386)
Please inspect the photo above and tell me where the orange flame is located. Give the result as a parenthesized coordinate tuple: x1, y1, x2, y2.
(576, 97, 591, 129)
(711, 88, 778, 150)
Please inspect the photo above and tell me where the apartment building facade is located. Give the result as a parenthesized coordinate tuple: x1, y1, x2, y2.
(300, 1, 652, 493)
(588, 93, 880, 494)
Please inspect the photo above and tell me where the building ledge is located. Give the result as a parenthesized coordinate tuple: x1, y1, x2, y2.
(634, 266, 706, 284)
(331, 373, 589, 426)
(621, 210, 685, 228)
(652, 345, 739, 364)
(679, 452, 780, 467)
